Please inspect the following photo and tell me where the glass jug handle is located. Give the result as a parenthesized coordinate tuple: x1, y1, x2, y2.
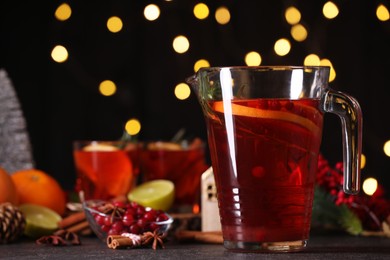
(322, 89, 363, 194)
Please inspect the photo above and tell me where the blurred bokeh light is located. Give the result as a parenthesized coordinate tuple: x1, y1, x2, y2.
(173, 35, 190, 54)
(144, 4, 160, 21)
(194, 3, 209, 20)
(51, 45, 68, 63)
(323, 1, 339, 19)
(55, 3, 72, 21)
(362, 178, 378, 196)
(107, 16, 123, 33)
(99, 80, 117, 96)
(174, 83, 191, 100)
(125, 118, 141, 136)
(194, 59, 210, 72)
(215, 6, 230, 25)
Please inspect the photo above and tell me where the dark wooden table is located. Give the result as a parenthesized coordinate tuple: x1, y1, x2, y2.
(1, 234, 390, 259)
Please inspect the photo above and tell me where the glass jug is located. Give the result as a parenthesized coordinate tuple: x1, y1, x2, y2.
(187, 66, 362, 252)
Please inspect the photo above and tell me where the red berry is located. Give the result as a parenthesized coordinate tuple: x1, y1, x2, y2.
(94, 214, 105, 226)
(113, 201, 126, 208)
(136, 206, 146, 216)
(104, 216, 112, 226)
(285, 101, 294, 111)
(137, 218, 147, 229)
(101, 224, 111, 232)
(156, 213, 169, 222)
(269, 100, 281, 110)
(104, 216, 113, 226)
(130, 201, 139, 209)
(129, 224, 141, 234)
(122, 213, 135, 226)
(143, 211, 156, 222)
(125, 208, 136, 218)
(111, 221, 124, 233)
(258, 100, 268, 109)
(149, 222, 159, 232)
(108, 228, 120, 236)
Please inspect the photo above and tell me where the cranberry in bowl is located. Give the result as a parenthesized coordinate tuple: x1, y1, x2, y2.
(83, 200, 173, 242)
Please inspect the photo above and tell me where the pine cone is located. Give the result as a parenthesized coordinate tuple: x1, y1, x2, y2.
(0, 202, 26, 243)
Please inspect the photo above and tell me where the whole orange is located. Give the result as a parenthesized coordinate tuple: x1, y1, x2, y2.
(11, 169, 66, 216)
(0, 167, 18, 204)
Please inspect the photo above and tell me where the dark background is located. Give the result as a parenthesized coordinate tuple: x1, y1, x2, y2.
(0, 0, 389, 195)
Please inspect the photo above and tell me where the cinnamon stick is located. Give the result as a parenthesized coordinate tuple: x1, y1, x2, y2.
(58, 212, 86, 229)
(111, 237, 135, 249)
(79, 227, 92, 236)
(57, 211, 91, 235)
(175, 230, 223, 244)
(107, 235, 124, 248)
(66, 220, 90, 233)
(107, 235, 137, 249)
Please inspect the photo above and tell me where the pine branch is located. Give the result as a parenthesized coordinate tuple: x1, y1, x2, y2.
(312, 187, 363, 235)
(338, 204, 363, 235)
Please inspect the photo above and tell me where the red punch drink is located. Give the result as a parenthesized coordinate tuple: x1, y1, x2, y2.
(206, 99, 323, 250)
(73, 141, 135, 200)
(140, 139, 209, 209)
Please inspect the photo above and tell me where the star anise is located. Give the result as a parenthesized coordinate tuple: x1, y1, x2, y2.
(54, 229, 81, 245)
(97, 202, 126, 224)
(36, 229, 81, 246)
(141, 230, 166, 250)
(36, 235, 67, 246)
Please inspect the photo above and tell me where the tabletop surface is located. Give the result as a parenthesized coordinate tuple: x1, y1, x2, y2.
(1, 234, 390, 259)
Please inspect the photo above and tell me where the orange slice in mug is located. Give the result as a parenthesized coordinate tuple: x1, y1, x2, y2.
(212, 100, 321, 137)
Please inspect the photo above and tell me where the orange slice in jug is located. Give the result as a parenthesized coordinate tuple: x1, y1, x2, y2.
(212, 101, 321, 136)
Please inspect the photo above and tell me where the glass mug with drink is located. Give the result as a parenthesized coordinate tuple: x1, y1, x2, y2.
(187, 66, 362, 252)
(73, 140, 139, 200)
(140, 138, 209, 211)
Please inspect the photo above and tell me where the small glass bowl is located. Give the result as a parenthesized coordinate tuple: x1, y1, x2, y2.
(83, 200, 173, 242)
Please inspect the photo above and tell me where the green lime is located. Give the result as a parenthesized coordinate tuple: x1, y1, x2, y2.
(128, 180, 175, 211)
(19, 204, 62, 238)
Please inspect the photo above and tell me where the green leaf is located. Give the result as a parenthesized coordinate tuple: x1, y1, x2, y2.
(312, 187, 363, 235)
(338, 203, 363, 235)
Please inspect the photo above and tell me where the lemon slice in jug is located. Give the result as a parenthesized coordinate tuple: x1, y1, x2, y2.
(19, 204, 62, 238)
(128, 180, 175, 211)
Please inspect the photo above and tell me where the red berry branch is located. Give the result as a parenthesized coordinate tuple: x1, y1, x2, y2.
(314, 154, 390, 236)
